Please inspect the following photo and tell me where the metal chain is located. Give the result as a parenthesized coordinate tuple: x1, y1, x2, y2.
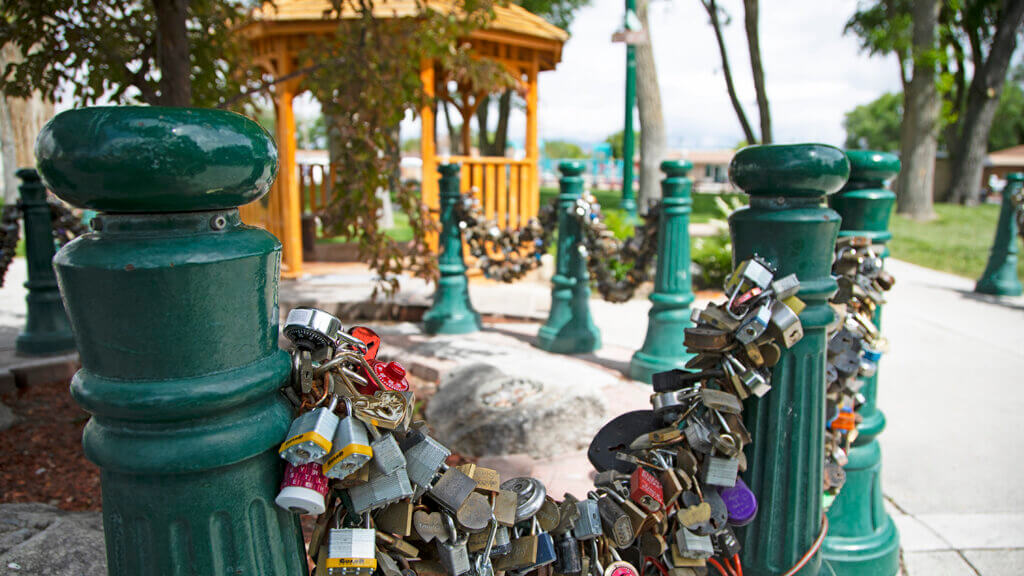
(572, 194, 661, 303)
(454, 193, 555, 282)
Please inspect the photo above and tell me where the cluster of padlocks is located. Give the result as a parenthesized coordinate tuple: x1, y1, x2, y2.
(1012, 183, 1024, 239)
(455, 192, 552, 282)
(572, 194, 660, 304)
(821, 237, 894, 506)
(271, 255, 806, 576)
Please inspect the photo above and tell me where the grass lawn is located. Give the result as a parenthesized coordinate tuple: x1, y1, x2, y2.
(889, 202, 1023, 281)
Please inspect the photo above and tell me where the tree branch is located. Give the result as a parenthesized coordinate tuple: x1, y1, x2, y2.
(701, 0, 756, 145)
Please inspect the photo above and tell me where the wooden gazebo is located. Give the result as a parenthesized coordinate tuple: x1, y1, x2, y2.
(238, 0, 568, 276)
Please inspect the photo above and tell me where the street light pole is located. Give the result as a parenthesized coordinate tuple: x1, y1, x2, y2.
(620, 0, 638, 219)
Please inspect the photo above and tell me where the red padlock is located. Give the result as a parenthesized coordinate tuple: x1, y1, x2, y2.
(275, 462, 329, 515)
(629, 466, 664, 513)
(347, 326, 410, 394)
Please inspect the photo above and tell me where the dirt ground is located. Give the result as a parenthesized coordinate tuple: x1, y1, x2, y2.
(0, 378, 100, 511)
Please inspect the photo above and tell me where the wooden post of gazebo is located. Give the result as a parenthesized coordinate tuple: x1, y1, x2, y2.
(238, 0, 567, 274)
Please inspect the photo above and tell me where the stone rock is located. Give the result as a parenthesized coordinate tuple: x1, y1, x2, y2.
(0, 503, 105, 576)
(0, 402, 16, 432)
(426, 362, 607, 459)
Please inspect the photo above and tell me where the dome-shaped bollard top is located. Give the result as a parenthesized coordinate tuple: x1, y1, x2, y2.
(823, 151, 901, 576)
(537, 161, 601, 354)
(629, 160, 696, 382)
(729, 144, 848, 576)
(423, 163, 482, 334)
(38, 107, 306, 576)
(975, 173, 1023, 297)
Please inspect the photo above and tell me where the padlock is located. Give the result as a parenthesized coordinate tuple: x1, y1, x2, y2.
(602, 549, 639, 576)
(734, 300, 772, 345)
(324, 398, 373, 480)
(348, 466, 415, 514)
(703, 489, 730, 533)
(356, 359, 412, 395)
(676, 493, 711, 533)
(376, 550, 403, 576)
(593, 491, 634, 548)
(718, 477, 757, 526)
(493, 522, 539, 572)
(375, 499, 414, 537)
(723, 353, 770, 397)
(280, 397, 341, 465)
(456, 492, 493, 533)
(769, 273, 801, 301)
(376, 531, 420, 558)
(437, 515, 473, 576)
(429, 466, 479, 513)
(769, 298, 804, 349)
(724, 258, 774, 298)
(500, 477, 547, 523)
(275, 461, 329, 515)
(701, 452, 739, 488)
(683, 418, 714, 455)
(711, 527, 741, 557)
(367, 425, 407, 476)
(598, 488, 650, 541)
(284, 307, 343, 361)
(699, 388, 742, 414)
(404, 433, 451, 494)
(628, 466, 664, 513)
(553, 532, 583, 576)
(572, 498, 603, 541)
(458, 463, 502, 494)
(674, 527, 713, 560)
(683, 327, 731, 352)
(326, 521, 377, 575)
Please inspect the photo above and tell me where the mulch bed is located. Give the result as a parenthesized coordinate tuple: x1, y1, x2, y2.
(0, 377, 100, 511)
(0, 372, 454, 514)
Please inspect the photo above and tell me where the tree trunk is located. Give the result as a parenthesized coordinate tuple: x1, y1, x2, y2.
(0, 45, 54, 203)
(743, 0, 771, 144)
(947, 0, 1024, 205)
(476, 95, 492, 153)
(896, 0, 941, 220)
(152, 0, 192, 106)
(635, 0, 666, 210)
(702, 0, 756, 145)
(494, 90, 511, 156)
(442, 100, 460, 155)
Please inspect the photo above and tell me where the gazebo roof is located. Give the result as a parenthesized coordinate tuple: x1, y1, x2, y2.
(243, 0, 568, 71)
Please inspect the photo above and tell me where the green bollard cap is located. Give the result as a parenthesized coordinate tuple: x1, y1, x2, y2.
(845, 150, 900, 186)
(36, 106, 277, 213)
(558, 160, 586, 177)
(729, 143, 849, 198)
(660, 159, 693, 176)
(1008, 172, 1024, 182)
(439, 163, 461, 176)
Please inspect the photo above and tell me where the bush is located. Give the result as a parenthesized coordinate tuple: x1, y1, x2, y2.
(691, 233, 731, 290)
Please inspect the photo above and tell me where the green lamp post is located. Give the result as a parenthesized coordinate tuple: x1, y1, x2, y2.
(537, 161, 602, 354)
(975, 173, 1023, 297)
(822, 150, 901, 576)
(14, 168, 76, 356)
(729, 144, 848, 576)
(629, 160, 696, 383)
(619, 0, 638, 219)
(423, 163, 482, 335)
(39, 107, 306, 576)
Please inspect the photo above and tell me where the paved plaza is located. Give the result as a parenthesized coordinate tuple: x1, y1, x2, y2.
(0, 255, 1022, 574)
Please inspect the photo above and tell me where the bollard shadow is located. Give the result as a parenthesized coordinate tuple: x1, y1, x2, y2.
(951, 287, 1024, 312)
(482, 324, 635, 378)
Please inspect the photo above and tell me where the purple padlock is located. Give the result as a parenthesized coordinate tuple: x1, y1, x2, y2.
(718, 477, 758, 526)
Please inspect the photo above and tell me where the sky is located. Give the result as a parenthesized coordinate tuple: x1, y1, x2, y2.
(294, 0, 905, 152)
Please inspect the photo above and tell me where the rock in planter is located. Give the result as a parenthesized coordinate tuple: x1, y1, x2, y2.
(426, 362, 607, 459)
(0, 503, 105, 575)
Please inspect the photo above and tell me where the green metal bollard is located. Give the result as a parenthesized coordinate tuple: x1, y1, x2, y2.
(975, 173, 1023, 296)
(823, 150, 901, 576)
(629, 160, 696, 383)
(423, 163, 482, 335)
(729, 144, 848, 576)
(38, 107, 306, 576)
(14, 168, 76, 356)
(537, 161, 602, 354)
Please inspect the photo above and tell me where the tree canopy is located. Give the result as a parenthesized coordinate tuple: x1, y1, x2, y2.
(843, 92, 903, 152)
(0, 0, 259, 107)
(543, 140, 588, 159)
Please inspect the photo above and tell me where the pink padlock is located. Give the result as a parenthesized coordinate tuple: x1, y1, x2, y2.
(275, 462, 329, 515)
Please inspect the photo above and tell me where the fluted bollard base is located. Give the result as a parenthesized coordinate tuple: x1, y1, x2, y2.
(15, 168, 75, 356)
(423, 272, 481, 335)
(975, 173, 1023, 296)
(823, 439, 900, 576)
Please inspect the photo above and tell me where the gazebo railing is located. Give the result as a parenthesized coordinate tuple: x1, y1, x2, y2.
(449, 155, 537, 230)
